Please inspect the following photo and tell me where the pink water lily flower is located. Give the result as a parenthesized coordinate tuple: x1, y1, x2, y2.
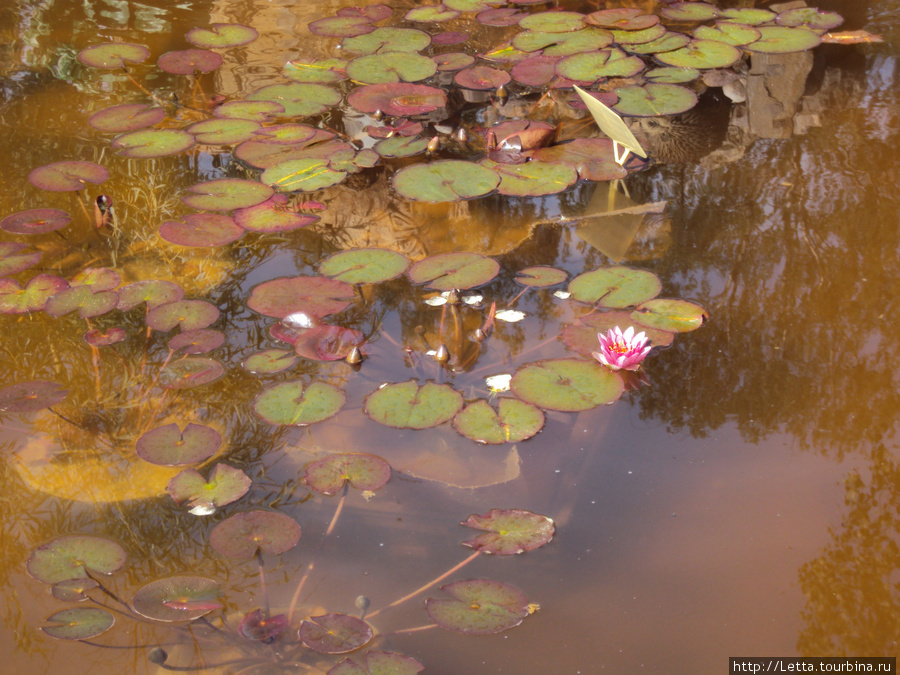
(592, 325, 651, 371)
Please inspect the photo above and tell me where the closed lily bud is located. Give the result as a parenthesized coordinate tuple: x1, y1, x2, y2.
(471, 328, 486, 343)
(426, 135, 441, 154)
(346, 346, 363, 365)
(373, 109, 384, 121)
(454, 126, 468, 143)
(495, 84, 508, 101)
(434, 344, 450, 364)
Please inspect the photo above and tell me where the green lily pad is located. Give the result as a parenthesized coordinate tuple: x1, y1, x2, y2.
(660, 2, 718, 22)
(136, 422, 222, 466)
(532, 139, 627, 182)
(112, 128, 195, 158)
(559, 310, 674, 359)
(303, 453, 392, 495)
(210, 510, 301, 559)
(479, 159, 577, 197)
(76, 42, 150, 68)
(185, 23, 258, 48)
(188, 118, 260, 145)
(655, 39, 741, 69)
(51, 578, 99, 602)
(515, 266, 567, 287)
(406, 6, 459, 22)
(158, 49, 222, 74)
(247, 83, 341, 117)
(610, 24, 667, 46)
(612, 83, 698, 117)
(44, 286, 118, 319)
(512, 27, 613, 56)
(0, 242, 41, 274)
(444, 0, 498, 10)
(365, 381, 463, 429)
(89, 103, 165, 132)
(347, 83, 446, 116)
(242, 348, 297, 374)
(586, 8, 659, 30)
(247, 275, 356, 319)
(341, 27, 431, 55)
(41, 608, 115, 640)
(776, 8, 843, 33)
(328, 651, 424, 675)
(147, 299, 220, 332)
(460, 508, 555, 554)
(214, 100, 285, 121)
(0, 380, 67, 413)
(0, 274, 67, 313)
(393, 160, 500, 202)
(568, 266, 661, 307)
(284, 58, 348, 83)
(117, 280, 183, 311)
(374, 134, 430, 158)
(719, 8, 775, 25)
(84, 327, 127, 346)
(454, 64, 511, 90)
(743, 26, 822, 54)
(453, 398, 544, 444)
(132, 576, 222, 622)
(27, 535, 126, 584)
(408, 252, 500, 290)
(160, 213, 244, 247)
(252, 380, 346, 426)
(70, 267, 120, 291)
(167, 463, 252, 512)
(28, 161, 108, 192)
(623, 32, 690, 55)
(233, 194, 318, 233)
(299, 613, 373, 654)
(261, 159, 347, 193)
(631, 298, 707, 332)
(182, 178, 273, 211)
(347, 52, 437, 84)
(645, 66, 700, 84)
(694, 22, 761, 47)
(555, 48, 645, 82)
(426, 579, 530, 635)
(519, 11, 585, 33)
(319, 248, 410, 284)
(158, 357, 225, 389)
(434, 52, 476, 71)
(510, 358, 624, 411)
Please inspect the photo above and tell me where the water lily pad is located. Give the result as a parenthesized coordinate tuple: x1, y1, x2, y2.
(454, 65, 511, 90)
(532, 138, 627, 182)
(512, 27, 613, 56)
(136, 422, 222, 466)
(158, 357, 225, 389)
(77, 42, 150, 68)
(27, 535, 126, 584)
(586, 8, 659, 30)
(247, 275, 356, 319)
(41, 608, 114, 640)
(84, 327, 126, 346)
(261, 159, 347, 193)
(477, 8, 528, 27)
(147, 299, 220, 332)
(247, 83, 341, 117)
(214, 100, 285, 122)
(186, 23, 258, 48)
(341, 27, 431, 55)
(511, 358, 624, 411)
(337, 5, 393, 21)
(694, 22, 761, 47)
(720, 8, 774, 25)
(744, 26, 821, 54)
(374, 134, 429, 158)
(89, 103, 165, 132)
(233, 194, 318, 233)
(655, 39, 741, 69)
(328, 651, 424, 675)
(453, 399, 544, 444)
(188, 118, 260, 144)
(645, 66, 700, 84)
(610, 24, 668, 46)
(51, 578, 99, 602)
(612, 83, 698, 117)
(0, 274, 67, 313)
(182, 178, 273, 211)
(444, 0, 498, 10)
(461, 508, 555, 554)
(319, 248, 410, 285)
(509, 54, 559, 87)
(113, 128, 195, 158)
(515, 266, 567, 287)
(303, 453, 392, 495)
(0, 242, 41, 274)
(299, 613, 373, 654)
(365, 381, 463, 429)
(560, 310, 674, 358)
(70, 267, 120, 291)
(479, 159, 577, 197)
(776, 8, 843, 33)
(347, 52, 437, 84)
(309, 16, 377, 38)
(408, 252, 499, 290)
(519, 11, 585, 33)
(242, 348, 297, 374)
(624, 32, 691, 55)
(252, 380, 346, 426)
(556, 48, 645, 82)
(117, 280, 183, 311)
(347, 83, 446, 116)
(44, 286, 118, 318)
(0, 380, 67, 413)
(406, 6, 459, 22)
(160, 213, 244, 247)
(660, 2, 718, 22)
(293, 325, 365, 361)
(167, 463, 251, 511)
(434, 52, 476, 71)
(393, 160, 500, 202)
(631, 298, 707, 332)
(284, 58, 348, 83)
(210, 510, 301, 559)
(239, 609, 289, 642)
(432, 31, 468, 45)
(426, 579, 529, 635)
(158, 49, 222, 74)
(132, 576, 222, 621)
(568, 266, 661, 307)
(28, 161, 108, 192)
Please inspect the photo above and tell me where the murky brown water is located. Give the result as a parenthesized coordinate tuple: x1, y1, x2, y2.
(1, 0, 898, 673)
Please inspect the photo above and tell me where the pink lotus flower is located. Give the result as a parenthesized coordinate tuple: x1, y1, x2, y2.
(592, 325, 651, 371)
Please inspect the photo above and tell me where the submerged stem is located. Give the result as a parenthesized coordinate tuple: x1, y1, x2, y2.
(257, 550, 270, 621)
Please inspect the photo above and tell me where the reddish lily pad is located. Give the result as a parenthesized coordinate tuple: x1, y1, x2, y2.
(510, 358, 624, 411)
(426, 579, 530, 635)
(137, 422, 222, 466)
(479, 159, 577, 197)
(631, 298, 707, 332)
(85, 327, 127, 346)
(612, 83, 698, 117)
(89, 103, 165, 132)
(299, 613, 373, 654)
(532, 139, 627, 182)
(117, 280, 183, 310)
(293, 325, 365, 361)
(239, 609, 289, 642)
(568, 266, 661, 307)
(328, 651, 424, 675)
(247, 275, 356, 319)
(586, 8, 659, 30)
(28, 161, 108, 192)
(167, 463, 252, 512)
(284, 58, 348, 83)
(51, 578, 99, 602)
(158, 49, 222, 75)
(347, 52, 437, 84)
(188, 118, 260, 144)
(182, 178, 273, 211)
(560, 310, 674, 359)
(112, 129, 195, 158)
(453, 399, 545, 445)
(461, 508, 555, 554)
(0, 242, 41, 275)
(247, 83, 341, 117)
(515, 266, 567, 287)
(214, 100, 285, 122)
(408, 252, 499, 291)
(158, 358, 225, 390)
(512, 27, 614, 56)
(364, 381, 463, 429)
(186, 23, 258, 48)
(262, 159, 347, 193)
(0, 380, 67, 413)
(160, 214, 244, 247)
(434, 52, 477, 72)
(660, 2, 718, 22)
(744, 26, 822, 54)
(27, 535, 126, 584)
(147, 299, 220, 332)
(242, 348, 297, 374)
(556, 48, 645, 82)
(337, 5, 393, 21)
(454, 65, 511, 90)
(41, 608, 114, 640)
(319, 248, 410, 285)
(77, 42, 150, 68)
(45, 286, 118, 318)
(303, 453, 392, 495)
(406, 6, 460, 22)
(393, 160, 499, 202)
(309, 16, 377, 38)
(132, 576, 222, 622)
(234, 195, 318, 233)
(210, 510, 301, 559)
(252, 380, 346, 426)
(70, 267, 120, 291)
(341, 27, 431, 55)
(0, 274, 67, 313)
(655, 39, 741, 70)
(477, 8, 528, 27)
(169, 328, 224, 354)
(776, 8, 843, 33)
(347, 83, 446, 116)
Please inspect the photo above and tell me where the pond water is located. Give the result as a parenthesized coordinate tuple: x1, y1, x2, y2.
(1, 0, 898, 673)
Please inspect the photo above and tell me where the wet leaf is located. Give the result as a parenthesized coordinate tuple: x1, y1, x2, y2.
(612, 83, 699, 117)
(158, 49, 222, 75)
(515, 266, 567, 287)
(408, 252, 499, 291)
(365, 381, 463, 429)
(76, 42, 150, 68)
(117, 280, 183, 311)
(233, 195, 318, 233)
(0, 242, 41, 275)
(299, 613, 373, 654)
(720, 8, 774, 25)
(623, 32, 690, 55)
(454, 65, 511, 90)
(460, 508, 555, 554)
(660, 2, 718, 22)
(434, 52, 476, 71)
(319, 248, 410, 285)
(247, 83, 341, 117)
(426, 579, 530, 634)
(479, 159, 577, 197)
(511, 358, 624, 411)
(112, 128, 195, 158)
(744, 26, 822, 54)
(284, 57, 348, 83)
(341, 27, 431, 55)
(188, 118, 260, 144)
(293, 325, 365, 361)
(309, 16, 377, 38)
(160, 213, 244, 247)
(645, 66, 700, 84)
(631, 298, 707, 333)
(210, 510, 301, 559)
(519, 11, 585, 33)
(242, 348, 297, 374)
(453, 398, 545, 444)
(27, 535, 126, 584)
(328, 651, 424, 675)
(147, 299, 220, 332)
(252, 380, 346, 426)
(158, 357, 225, 389)
(214, 100, 285, 121)
(532, 139, 627, 182)
(41, 608, 114, 640)
(393, 161, 499, 203)
(136, 422, 222, 466)
(248, 275, 356, 321)
(347, 83, 446, 116)
(0, 274, 67, 313)
(374, 134, 429, 158)
(586, 8, 659, 30)
(694, 22, 761, 47)
(239, 609, 288, 642)
(0, 380, 67, 413)
(254, 123, 330, 145)
(168, 328, 225, 354)
(1, 208, 70, 235)
(186, 23, 258, 48)
(406, 6, 459, 22)
(51, 578, 99, 602)
(70, 267, 120, 291)
(477, 8, 528, 28)
(28, 161, 108, 192)
(84, 327, 127, 346)
(167, 463, 251, 511)
(262, 159, 347, 193)
(347, 52, 437, 84)
(573, 86, 647, 158)
(132, 576, 222, 621)
(182, 178, 273, 211)
(556, 48, 645, 82)
(560, 310, 674, 358)
(512, 27, 613, 56)
(610, 23, 667, 46)
(568, 266, 661, 307)
(303, 453, 392, 495)
(655, 39, 741, 70)
(776, 8, 843, 33)
(45, 286, 118, 319)
(89, 103, 165, 132)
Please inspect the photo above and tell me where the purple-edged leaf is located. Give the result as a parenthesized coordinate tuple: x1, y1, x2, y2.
(0, 242, 41, 276)
(51, 577, 99, 602)
(84, 327, 127, 346)
(284, 57, 348, 83)
(160, 213, 244, 247)
(1, 208, 70, 234)
(136, 422, 222, 466)
(77, 42, 150, 68)
(41, 608, 114, 640)
(188, 118, 260, 144)
(511, 55, 560, 87)
(262, 159, 347, 192)
(27, 535, 126, 584)
(293, 325, 365, 361)
(347, 83, 446, 116)
(210, 510, 301, 559)
(117, 280, 183, 310)
(453, 399, 545, 445)
(374, 135, 429, 158)
(186, 23, 258, 48)
(586, 8, 659, 30)
(660, 2, 718, 22)
(233, 194, 318, 233)
(478, 8, 528, 27)
(510, 358, 624, 411)
(247, 275, 356, 320)
(426, 579, 530, 635)
(434, 52, 476, 71)
(0, 380, 67, 413)
(303, 453, 391, 495)
(168, 328, 225, 354)
(253, 123, 324, 145)
(70, 267, 120, 291)
(512, 27, 614, 56)
(328, 651, 424, 675)
(515, 266, 567, 287)
(454, 65, 511, 90)
(214, 100, 285, 122)
(299, 613, 373, 654)
(0, 274, 67, 313)
(247, 83, 341, 117)
(112, 129, 195, 158)
(319, 248, 409, 285)
(364, 381, 463, 429)
(158, 357, 225, 389)
(242, 348, 297, 374)
(461, 508, 555, 554)
(132, 576, 222, 622)
(147, 299, 220, 332)
(408, 252, 499, 290)
(182, 178, 273, 211)
(252, 380, 346, 426)
(406, 6, 459, 22)
(568, 266, 661, 307)
(158, 49, 222, 74)
(341, 27, 431, 55)
(776, 7, 843, 32)
(89, 103, 165, 132)
(239, 609, 288, 642)
(309, 16, 377, 38)
(560, 310, 673, 359)
(479, 159, 577, 197)
(28, 161, 108, 192)
(393, 161, 500, 203)
(44, 286, 118, 319)
(631, 298, 707, 332)
(167, 463, 251, 511)
(337, 4, 392, 21)
(531, 139, 627, 182)
(519, 10, 586, 33)
(347, 52, 437, 84)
